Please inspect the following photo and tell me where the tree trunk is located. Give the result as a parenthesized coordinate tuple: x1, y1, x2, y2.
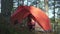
(44, 0, 49, 16)
(1, 0, 13, 34)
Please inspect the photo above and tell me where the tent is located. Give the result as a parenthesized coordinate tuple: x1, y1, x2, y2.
(11, 6, 52, 31)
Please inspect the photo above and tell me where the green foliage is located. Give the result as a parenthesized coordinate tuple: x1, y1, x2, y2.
(50, 17, 55, 23)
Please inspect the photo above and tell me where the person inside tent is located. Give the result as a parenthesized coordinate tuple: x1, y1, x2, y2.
(27, 14, 35, 31)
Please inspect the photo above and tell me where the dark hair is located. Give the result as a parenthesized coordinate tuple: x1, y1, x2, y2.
(14, 20, 18, 25)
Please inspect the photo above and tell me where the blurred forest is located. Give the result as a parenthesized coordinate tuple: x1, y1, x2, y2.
(0, 0, 60, 34)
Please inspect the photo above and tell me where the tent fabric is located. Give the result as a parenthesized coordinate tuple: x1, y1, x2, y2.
(11, 6, 52, 31)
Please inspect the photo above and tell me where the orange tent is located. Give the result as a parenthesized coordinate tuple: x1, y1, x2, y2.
(11, 6, 52, 31)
